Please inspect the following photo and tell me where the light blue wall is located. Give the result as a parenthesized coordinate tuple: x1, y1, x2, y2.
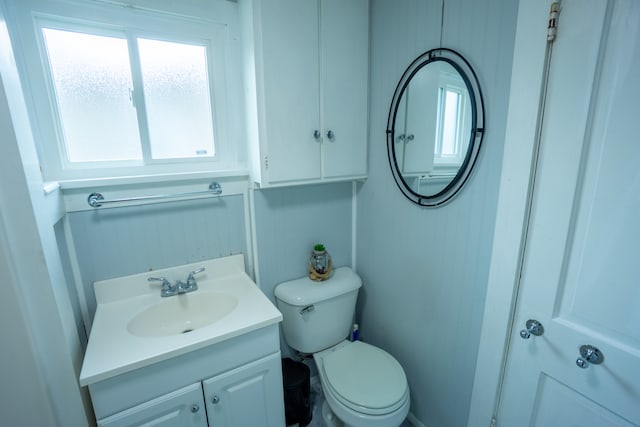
(54, 219, 87, 350)
(356, 0, 518, 426)
(252, 183, 352, 300)
(67, 182, 353, 337)
(68, 195, 248, 320)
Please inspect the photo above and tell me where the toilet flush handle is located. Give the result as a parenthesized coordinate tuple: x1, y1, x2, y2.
(300, 305, 315, 315)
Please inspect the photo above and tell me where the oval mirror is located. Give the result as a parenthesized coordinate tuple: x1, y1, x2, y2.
(386, 48, 485, 207)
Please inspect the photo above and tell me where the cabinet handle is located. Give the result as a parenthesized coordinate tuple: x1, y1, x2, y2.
(326, 130, 335, 141)
(211, 395, 220, 404)
(190, 404, 200, 413)
(313, 130, 321, 140)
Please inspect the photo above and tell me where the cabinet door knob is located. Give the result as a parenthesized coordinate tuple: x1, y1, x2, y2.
(190, 404, 200, 413)
(211, 395, 220, 404)
(326, 130, 335, 140)
(313, 130, 321, 140)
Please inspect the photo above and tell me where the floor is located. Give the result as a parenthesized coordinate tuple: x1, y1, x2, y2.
(287, 377, 413, 427)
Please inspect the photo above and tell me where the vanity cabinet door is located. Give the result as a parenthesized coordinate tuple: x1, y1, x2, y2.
(203, 352, 285, 427)
(97, 383, 207, 427)
(248, 0, 369, 186)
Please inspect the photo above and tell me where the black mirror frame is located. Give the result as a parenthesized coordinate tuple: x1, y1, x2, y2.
(386, 48, 485, 207)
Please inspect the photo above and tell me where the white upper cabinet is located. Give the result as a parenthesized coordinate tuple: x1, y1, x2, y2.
(242, 0, 369, 186)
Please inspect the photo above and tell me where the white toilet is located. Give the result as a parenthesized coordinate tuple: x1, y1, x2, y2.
(275, 267, 410, 427)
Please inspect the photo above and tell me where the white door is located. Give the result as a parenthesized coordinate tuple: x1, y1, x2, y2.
(498, 0, 640, 425)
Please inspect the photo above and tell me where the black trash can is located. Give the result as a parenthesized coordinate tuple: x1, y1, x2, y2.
(281, 358, 312, 426)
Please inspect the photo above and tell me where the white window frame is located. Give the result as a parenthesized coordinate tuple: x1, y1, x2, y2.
(5, 0, 243, 182)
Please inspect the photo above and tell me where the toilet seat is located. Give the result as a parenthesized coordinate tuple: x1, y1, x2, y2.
(318, 341, 409, 416)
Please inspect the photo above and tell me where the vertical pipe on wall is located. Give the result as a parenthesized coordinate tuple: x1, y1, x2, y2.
(248, 185, 262, 286)
(351, 181, 358, 270)
(243, 184, 257, 282)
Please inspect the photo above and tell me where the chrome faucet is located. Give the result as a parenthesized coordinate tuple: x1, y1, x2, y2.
(185, 267, 205, 291)
(147, 276, 176, 297)
(148, 267, 206, 297)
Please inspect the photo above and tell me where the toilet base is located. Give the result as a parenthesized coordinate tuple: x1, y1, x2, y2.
(322, 401, 345, 427)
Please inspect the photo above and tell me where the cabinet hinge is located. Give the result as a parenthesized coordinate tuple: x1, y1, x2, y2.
(547, 2, 560, 42)
(264, 156, 269, 170)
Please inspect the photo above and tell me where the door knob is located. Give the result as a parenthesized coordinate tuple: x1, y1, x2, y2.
(190, 404, 200, 413)
(519, 319, 544, 339)
(326, 130, 335, 140)
(576, 344, 603, 368)
(211, 395, 220, 404)
(313, 130, 321, 140)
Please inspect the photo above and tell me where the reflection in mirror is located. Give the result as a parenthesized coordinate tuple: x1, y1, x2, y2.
(394, 61, 472, 194)
(387, 49, 484, 207)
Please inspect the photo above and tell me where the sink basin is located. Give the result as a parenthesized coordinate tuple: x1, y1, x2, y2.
(127, 292, 238, 337)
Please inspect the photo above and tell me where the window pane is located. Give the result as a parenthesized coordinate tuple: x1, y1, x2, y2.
(441, 90, 461, 156)
(138, 38, 215, 159)
(43, 28, 142, 162)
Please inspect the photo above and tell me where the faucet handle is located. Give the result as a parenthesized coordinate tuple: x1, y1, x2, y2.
(186, 267, 206, 288)
(148, 277, 175, 297)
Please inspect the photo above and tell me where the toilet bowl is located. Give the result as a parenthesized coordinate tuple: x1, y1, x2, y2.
(315, 340, 410, 427)
(275, 267, 410, 427)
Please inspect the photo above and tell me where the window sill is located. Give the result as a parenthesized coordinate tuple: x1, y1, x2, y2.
(56, 169, 249, 191)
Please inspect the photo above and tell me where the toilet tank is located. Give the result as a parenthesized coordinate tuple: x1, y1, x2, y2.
(274, 267, 362, 354)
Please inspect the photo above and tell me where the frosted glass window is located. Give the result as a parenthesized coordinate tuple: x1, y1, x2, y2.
(43, 28, 142, 162)
(138, 38, 215, 159)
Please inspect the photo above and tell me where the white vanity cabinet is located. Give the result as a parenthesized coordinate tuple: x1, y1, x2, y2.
(88, 326, 285, 427)
(80, 256, 286, 427)
(242, 0, 369, 186)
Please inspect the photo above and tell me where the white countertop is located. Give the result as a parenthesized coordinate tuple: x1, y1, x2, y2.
(79, 254, 282, 386)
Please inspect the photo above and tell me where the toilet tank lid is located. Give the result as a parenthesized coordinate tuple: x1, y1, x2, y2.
(274, 267, 362, 306)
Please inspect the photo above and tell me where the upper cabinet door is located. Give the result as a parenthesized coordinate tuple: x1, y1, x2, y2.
(245, 0, 369, 186)
(260, 0, 322, 183)
(320, 0, 369, 179)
